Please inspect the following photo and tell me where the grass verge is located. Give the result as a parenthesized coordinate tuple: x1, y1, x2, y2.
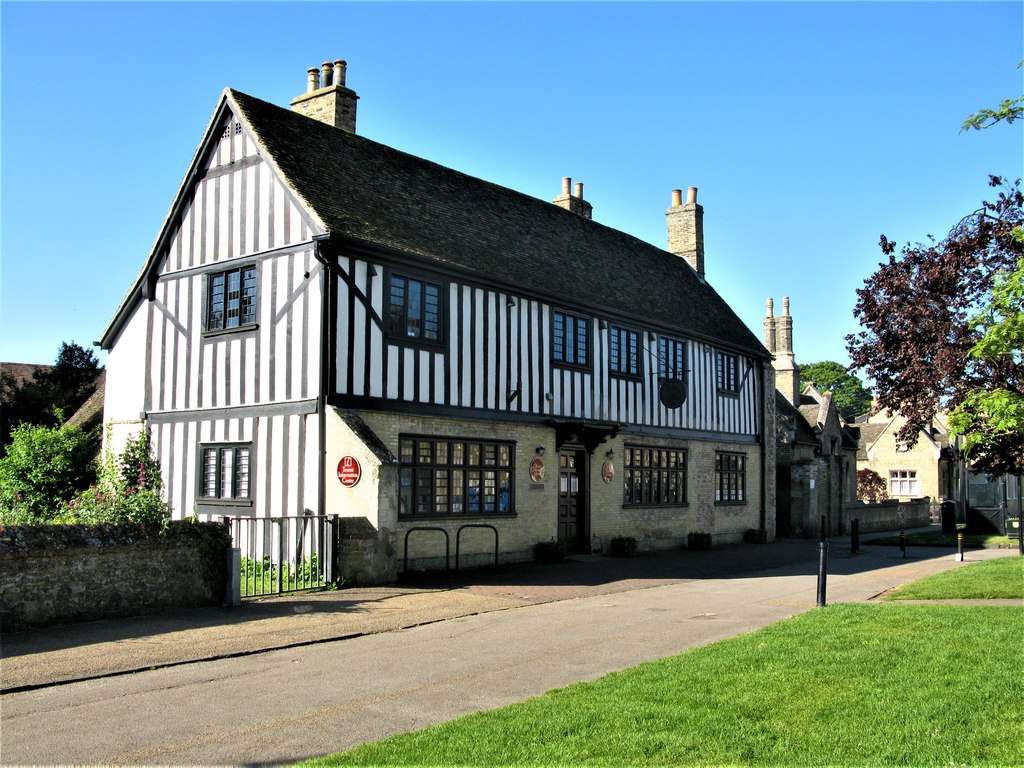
(886, 555, 1024, 600)
(870, 531, 1017, 548)
(303, 604, 1022, 767)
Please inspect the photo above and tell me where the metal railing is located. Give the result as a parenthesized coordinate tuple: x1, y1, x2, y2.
(223, 514, 339, 598)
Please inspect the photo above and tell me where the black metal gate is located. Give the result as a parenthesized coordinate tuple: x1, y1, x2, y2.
(223, 514, 340, 598)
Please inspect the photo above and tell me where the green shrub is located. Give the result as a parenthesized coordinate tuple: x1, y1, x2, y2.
(63, 484, 168, 526)
(0, 421, 98, 522)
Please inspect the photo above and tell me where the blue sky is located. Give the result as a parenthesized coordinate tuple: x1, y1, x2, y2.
(2, 1, 1021, 374)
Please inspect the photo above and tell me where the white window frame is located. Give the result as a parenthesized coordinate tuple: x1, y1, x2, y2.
(889, 469, 919, 497)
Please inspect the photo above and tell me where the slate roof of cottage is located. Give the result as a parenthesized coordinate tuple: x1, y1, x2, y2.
(226, 90, 767, 357)
(856, 422, 888, 460)
(776, 392, 818, 445)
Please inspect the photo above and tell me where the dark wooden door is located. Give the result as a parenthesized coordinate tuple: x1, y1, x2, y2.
(558, 450, 586, 549)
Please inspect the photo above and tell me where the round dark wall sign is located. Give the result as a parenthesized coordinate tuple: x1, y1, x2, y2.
(337, 456, 362, 487)
(659, 379, 686, 409)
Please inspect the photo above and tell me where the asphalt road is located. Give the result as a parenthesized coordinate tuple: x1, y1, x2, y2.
(1, 544, 1008, 765)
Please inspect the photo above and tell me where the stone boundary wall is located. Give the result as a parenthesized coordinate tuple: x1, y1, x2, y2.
(846, 498, 932, 533)
(1, 522, 231, 632)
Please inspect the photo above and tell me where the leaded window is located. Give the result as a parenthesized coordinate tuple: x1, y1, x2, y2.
(200, 444, 252, 501)
(207, 265, 257, 331)
(658, 337, 686, 380)
(716, 351, 739, 393)
(552, 310, 589, 368)
(623, 446, 687, 506)
(387, 274, 443, 343)
(610, 326, 642, 378)
(715, 452, 746, 503)
(399, 436, 514, 517)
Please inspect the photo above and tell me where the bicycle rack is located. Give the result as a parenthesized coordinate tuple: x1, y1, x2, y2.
(403, 527, 450, 573)
(455, 524, 499, 571)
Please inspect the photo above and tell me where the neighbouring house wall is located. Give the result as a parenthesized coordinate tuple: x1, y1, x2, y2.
(846, 499, 932, 533)
(0, 522, 230, 631)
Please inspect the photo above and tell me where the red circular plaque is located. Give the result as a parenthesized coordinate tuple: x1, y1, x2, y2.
(337, 456, 362, 487)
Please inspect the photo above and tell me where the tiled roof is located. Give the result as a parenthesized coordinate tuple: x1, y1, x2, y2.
(0, 362, 53, 388)
(230, 90, 767, 356)
(64, 372, 106, 430)
(856, 422, 888, 460)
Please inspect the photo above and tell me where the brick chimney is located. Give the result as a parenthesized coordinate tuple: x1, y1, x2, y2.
(666, 187, 704, 278)
(765, 296, 800, 406)
(552, 177, 593, 219)
(290, 59, 358, 133)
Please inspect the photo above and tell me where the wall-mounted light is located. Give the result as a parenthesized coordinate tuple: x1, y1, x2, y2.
(367, 264, 378, 277)
(599, 319, 608, 330)
(507, 296, 516, 307)
(535, 446, 545, 456)
(606, 448, 615, 459)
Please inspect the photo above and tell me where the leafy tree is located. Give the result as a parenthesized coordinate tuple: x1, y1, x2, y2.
(1, 341, 102, 452)
(848, 177, 1023, 476)
(961, 61, 1023, 131)
(0, 422, 99, 522)
(798, 361, 872, 418)
(856, 468, 888, 503)
(946, 257, 1024, 467)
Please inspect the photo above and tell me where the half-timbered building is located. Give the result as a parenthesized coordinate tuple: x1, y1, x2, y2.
(100, 60, 776, 583)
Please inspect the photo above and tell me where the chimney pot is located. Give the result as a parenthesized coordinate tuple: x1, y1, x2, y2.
(292, 57, 359, 133)
(766, 297, 774, 318)
(574, 182, 584, 199)
(562, 177, 572, 196)
(782, 296, 790, 316)
(666, 185, 704, 278)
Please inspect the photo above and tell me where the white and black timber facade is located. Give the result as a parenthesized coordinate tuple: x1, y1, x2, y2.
(100, 60, 776, 582)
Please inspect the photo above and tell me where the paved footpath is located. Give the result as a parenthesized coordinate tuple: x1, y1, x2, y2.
(1, 538, 1017, 765)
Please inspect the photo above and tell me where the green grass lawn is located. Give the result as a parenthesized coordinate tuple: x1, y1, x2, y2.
(870, 530, 1018, 548)
(886, 555, 1024, 601)
(303, 603, 1023, 767)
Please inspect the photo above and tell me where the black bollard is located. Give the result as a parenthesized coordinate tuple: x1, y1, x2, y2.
(956, 530, 965, 562)
(900, 530, 906, 559)
(817, 541, 829, 607)
(851, 518, 860, 554)
(1018, 516, 1023, 557)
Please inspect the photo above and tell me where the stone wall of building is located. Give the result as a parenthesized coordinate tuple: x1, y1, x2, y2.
(0, 522, 231, 631)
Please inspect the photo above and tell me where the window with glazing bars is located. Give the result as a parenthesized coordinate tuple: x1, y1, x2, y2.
(623, 446, 687, 506)
(609, 326, 642, 377)
(200, 444, 251, 500)
(889, 469, 919, 497)
(398, 436, 514, 516)
(716, 351, 739, 392)
(207, 265, 257, 331)
(552, 310, 589, 367)
(388, 274, 443, 343)
(658, 337, 686, 380)
(715, 452, 746, 503)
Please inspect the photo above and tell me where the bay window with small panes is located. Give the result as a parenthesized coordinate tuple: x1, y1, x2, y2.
(398, 436, 514, 517)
